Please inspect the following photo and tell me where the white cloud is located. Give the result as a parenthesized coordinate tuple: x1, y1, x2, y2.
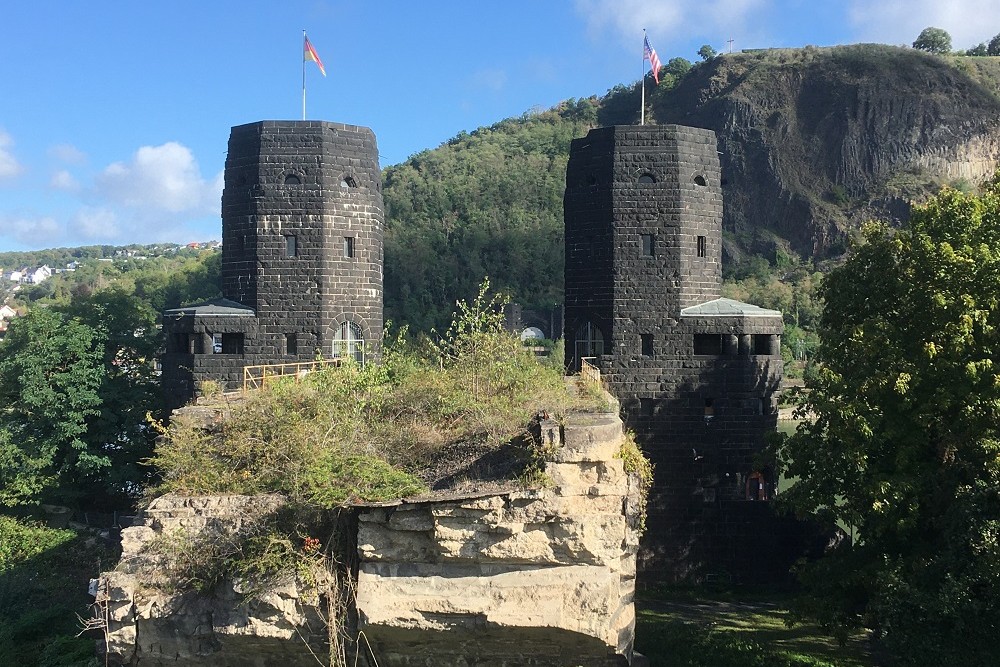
(48, 143, 87, 165)
(71, 207, 120, 241)
(0, 215, 62, 244)
(95, 142, 222, 215)
(50, 169, 80, 192)
(848, 0, 1000, 48)
(0, 130, 23, 180)
(573, 0, 765, 46)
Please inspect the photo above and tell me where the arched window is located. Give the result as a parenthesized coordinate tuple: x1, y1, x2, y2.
(333, 321, 364, 363)
(574, 321, 605, 362)
(693, 174, 707, 186)
(284, 174, 302, 185)
(638, 173, 656, 184)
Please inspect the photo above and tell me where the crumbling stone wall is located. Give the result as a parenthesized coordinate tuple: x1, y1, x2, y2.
(95, 411, 643, 666)
(354, 412, 640, 666)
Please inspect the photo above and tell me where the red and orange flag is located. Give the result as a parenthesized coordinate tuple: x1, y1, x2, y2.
(304, 34, 326, 77)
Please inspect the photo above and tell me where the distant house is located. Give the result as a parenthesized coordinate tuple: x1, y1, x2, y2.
(0, 304, 17, 336)
(4, 269, 25, 283)
(28, 266, 53, 284)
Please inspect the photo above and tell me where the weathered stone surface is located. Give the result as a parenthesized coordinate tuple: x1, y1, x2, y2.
(564, 125, 788, 583)
(95, 495, 329, 667)
(95, 409, 642, 667)
(354, 410, 641, 666)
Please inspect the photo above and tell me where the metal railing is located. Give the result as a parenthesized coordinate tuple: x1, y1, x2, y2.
(580, 357, 601, 385)
(243, 358, 342, 392)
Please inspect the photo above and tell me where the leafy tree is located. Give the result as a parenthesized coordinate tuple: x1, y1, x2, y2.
(776, 177, 1000, 665)
(664, 57, 692, 78)
(0, 286, 162, 509)
(698, 44, 718, 61)
(966, 42, 988, 56)
(912, 27, 952, 54)
(990, 32, 1000, 56)
(0, 309, 104, 507)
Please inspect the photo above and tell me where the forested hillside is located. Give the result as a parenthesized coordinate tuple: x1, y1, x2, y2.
(382, 100, 598, 332)
(382, 44, 1000, 331)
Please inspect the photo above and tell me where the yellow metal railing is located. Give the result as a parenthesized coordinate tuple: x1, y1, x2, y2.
(243, 358, 342, 392)
(580, 357, 601, 385)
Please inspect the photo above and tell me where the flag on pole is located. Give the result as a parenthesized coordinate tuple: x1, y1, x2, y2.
(304, 34, 326, 77)
(643, 35, 661, 84)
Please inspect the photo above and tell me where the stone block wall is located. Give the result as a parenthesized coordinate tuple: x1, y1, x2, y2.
(354, 412, 640, 666)
(94, 411, 643, 666)
(563, 125, 787, 582)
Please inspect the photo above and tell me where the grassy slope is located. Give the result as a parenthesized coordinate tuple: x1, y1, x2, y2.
(635, 588, 872, 667)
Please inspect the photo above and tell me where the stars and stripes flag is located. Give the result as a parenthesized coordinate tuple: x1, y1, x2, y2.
(644, 35, 661, 84)
(304, 34, 326, 77)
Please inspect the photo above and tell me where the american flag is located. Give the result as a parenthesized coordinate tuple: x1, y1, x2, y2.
(644, 35, 661, 84)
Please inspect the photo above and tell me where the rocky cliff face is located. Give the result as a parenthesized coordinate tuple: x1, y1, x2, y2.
(657, 45, 1000, 260)
(94, 411, 642, 666)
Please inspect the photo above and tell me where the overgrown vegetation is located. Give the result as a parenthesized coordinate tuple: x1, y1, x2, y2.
(776, 177, 1000, 666)
(616, 430, 654, 535)
(151, 280, 608, 504)
(0, 516, 112, 667)
(141, 281, 629, 667)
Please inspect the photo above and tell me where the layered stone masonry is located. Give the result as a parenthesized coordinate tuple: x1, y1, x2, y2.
(94, 410, 644, 667)
(161, 120, 384, 405)
(564, 125, 787, 582)
(355, 412, 641, 667)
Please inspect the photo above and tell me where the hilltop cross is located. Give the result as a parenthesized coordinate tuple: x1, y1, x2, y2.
(728, 37, 735, 54)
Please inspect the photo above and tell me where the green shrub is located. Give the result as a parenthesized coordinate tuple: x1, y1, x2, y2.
(150, 279, 594, 506)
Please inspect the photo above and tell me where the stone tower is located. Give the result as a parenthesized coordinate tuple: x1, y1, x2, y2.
(564, 125, 787, 582)
(161, 121, 383, 406)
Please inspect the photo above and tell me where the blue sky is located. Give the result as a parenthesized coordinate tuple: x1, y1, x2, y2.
(1, 0, 998, 252)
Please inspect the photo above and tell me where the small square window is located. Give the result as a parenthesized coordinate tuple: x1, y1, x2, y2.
(753, 334, 772, 355)
(222, 333, 244, 355)
(344, 236, 355, 258)
(285, 235, 297, 257)
(693, 334, 723, 355)
(641, 234, 654, 257)
(640, 334, 653, 356)
(697, 235, 707, 258)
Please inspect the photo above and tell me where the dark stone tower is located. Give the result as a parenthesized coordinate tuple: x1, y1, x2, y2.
(162, 121, 383, 405)
(564, 125, 787, 582)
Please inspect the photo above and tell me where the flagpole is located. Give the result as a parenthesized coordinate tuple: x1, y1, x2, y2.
(302, 30, 307, 120)
(640, 29, 646, 126)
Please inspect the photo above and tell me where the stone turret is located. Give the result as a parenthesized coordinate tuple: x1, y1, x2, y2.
(161, 121, 383, 406)
(564, 125, 789, 582)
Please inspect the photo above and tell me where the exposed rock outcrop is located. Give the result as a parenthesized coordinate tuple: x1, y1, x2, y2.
(656, 45, 1000, 259)
(95, 411, 643, 666)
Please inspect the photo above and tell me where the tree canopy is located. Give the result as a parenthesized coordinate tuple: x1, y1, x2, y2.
(0, 285, 175, 509)
(912, 26, 952, 54)
(776, 177, 1000, 665)
(990, 32, 1000, 56)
